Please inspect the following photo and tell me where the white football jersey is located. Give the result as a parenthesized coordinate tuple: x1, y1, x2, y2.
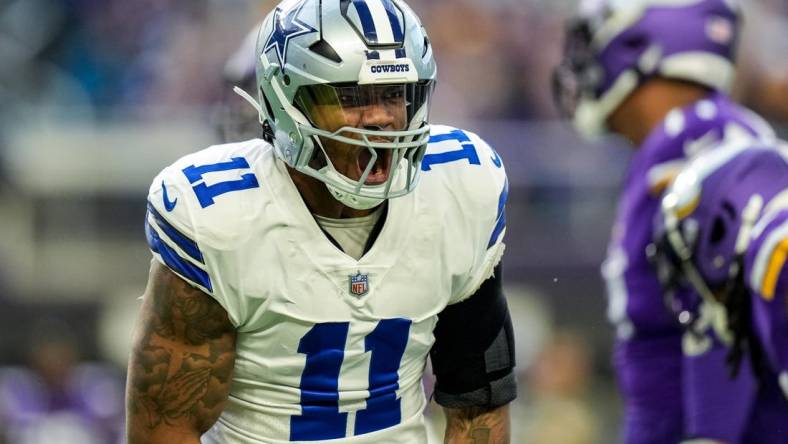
(144, 124, 508, 443)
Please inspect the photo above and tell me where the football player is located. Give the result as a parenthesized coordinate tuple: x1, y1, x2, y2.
(553, 0, 776, 442)
(655, 138, 788, 441)
(125, 1, 516, 443)
(215, 22, 263, 143)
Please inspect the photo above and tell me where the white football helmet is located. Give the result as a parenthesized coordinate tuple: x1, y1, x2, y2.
(243, 0, 436, 209)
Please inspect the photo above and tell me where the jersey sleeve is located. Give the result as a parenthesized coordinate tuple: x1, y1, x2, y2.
(437, 128, 508, 305)
(144, 147, 262, 328)
(146, 164, 214, 294)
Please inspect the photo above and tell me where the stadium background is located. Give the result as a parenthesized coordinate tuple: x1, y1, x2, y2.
(0, 0, 786, 442)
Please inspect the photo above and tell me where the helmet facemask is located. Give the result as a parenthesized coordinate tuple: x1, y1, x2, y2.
(293, 81, 434, 209)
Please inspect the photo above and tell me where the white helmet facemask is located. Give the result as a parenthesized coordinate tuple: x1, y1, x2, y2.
(293, 82, 432, 210)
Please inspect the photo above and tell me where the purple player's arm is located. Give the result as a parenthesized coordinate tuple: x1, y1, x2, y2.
(443, 405, 511, 444)
(126, 261, 237, 444)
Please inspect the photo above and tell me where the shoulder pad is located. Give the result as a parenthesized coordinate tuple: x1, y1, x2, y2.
(147, 139, 271, 250)
(145, 140, 270, 295)
(422, 125, 508, 303)
(423, 125, 506, 208)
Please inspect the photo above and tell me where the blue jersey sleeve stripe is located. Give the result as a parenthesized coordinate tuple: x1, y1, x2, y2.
(487, 178, 508, 248)
(147, 203, 205, 264)
(429, 130, 471, 144)
(146, 217, 213, 292)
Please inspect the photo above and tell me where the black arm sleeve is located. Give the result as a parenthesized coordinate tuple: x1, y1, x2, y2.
(430, 264, 517, 408)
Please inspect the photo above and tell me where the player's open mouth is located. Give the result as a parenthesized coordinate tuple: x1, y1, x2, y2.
(357, 148, 392, 185)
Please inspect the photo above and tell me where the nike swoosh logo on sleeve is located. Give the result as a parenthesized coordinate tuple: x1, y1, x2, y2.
(162, 181, 178, 212)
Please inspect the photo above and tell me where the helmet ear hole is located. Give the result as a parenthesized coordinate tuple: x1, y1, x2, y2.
(710, 216, 726, 244)
(624, 35, 647, 50)
(709, 201, 738, 245)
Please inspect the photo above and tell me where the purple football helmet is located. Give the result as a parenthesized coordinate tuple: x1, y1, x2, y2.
(655, 139, 788, 372)
(656, 140, 788, 313)
(554, 0, 741, 138)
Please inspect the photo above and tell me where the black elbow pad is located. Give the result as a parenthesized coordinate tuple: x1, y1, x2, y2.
(430, 265, 516, 408)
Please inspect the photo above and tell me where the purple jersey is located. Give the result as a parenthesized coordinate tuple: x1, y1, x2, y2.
(736, 159, 788, 443)
(746, 205, 788, 399)
(604, 92, 774, 443)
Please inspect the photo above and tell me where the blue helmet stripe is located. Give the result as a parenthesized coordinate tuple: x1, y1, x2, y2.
(352, 0, 378, 43)
(381, 0, 403, 43)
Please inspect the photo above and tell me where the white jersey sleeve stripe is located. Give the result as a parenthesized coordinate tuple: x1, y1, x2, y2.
(366, 0, 395, 44)
(752, 190, 788, 239)
(147, 202, 205, 263)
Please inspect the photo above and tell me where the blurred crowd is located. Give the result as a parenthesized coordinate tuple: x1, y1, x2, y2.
(0, 319, 125, 444)
(2, 0, 785, 125)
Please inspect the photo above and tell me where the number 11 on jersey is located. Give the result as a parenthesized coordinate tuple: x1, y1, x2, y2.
(291, 319, 411, 441)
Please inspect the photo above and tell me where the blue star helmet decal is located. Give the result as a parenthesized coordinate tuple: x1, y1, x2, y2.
(264, 0, 318, 70)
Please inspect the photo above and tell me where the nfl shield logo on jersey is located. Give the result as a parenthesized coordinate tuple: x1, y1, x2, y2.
(349, 272, 369, 296)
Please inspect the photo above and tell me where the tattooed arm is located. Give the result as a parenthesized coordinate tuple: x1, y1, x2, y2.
(126, 261, 237, 444)
(444, 405, 510, 444)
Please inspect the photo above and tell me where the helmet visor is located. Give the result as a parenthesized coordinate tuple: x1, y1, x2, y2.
(295, 81, 434, 133)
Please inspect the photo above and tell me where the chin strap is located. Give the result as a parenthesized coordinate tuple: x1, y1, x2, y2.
(319, 166, 387, 210)
(233, 86, 263, 117)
